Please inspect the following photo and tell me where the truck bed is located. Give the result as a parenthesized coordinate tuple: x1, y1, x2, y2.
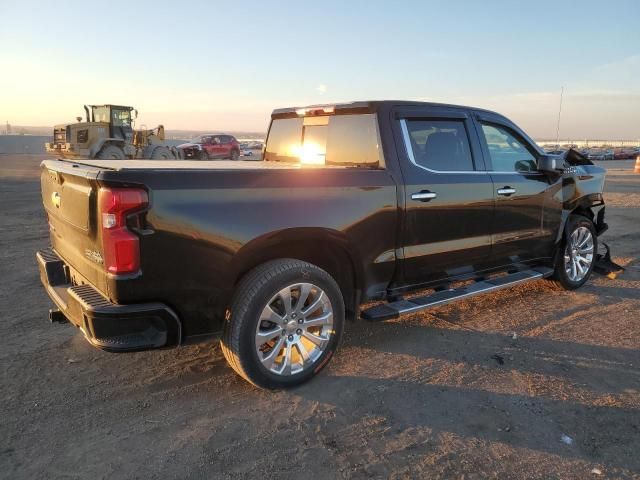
(48, 158, 333, 171)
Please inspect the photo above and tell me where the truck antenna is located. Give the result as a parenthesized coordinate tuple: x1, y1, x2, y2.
(555, 86, 564, 147)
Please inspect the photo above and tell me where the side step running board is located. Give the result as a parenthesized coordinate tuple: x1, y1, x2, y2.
(361, 266, 554, 321)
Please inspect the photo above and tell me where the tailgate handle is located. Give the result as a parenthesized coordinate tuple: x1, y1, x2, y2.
(411, 191, 437, 202)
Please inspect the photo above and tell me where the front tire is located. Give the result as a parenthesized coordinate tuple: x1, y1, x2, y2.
(549, 215, 597, 290)
(96, 145, 125, 160)
(221, 259, 344, 389)
(200, 149, 209, 160)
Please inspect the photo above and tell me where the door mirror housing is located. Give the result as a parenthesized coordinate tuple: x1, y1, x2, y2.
(537, 154, 564, 174)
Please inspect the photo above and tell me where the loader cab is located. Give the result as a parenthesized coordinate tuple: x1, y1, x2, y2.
(90, 105, 134, 143)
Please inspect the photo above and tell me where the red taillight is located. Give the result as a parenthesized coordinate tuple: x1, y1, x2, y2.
(99, 187, 148, 275)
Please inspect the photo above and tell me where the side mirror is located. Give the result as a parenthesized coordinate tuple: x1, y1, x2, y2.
(537, 154, 564, 174)
(133, 109, 138, 119)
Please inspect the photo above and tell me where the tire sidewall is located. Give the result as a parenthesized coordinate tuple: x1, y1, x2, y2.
(235, 265, 344, 388)
(97, 145, 125, 160)
(555, 215, 597, 289)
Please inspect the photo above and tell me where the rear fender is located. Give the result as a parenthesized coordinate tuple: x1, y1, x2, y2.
(229, 227, 365, 316)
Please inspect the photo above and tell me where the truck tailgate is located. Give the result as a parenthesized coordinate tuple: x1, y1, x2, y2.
(40, 160, 109, 295)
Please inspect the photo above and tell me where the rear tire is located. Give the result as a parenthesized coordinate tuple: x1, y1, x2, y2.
(221, 259, 344, 389)
(150, 146, 173, 160)
(549, 215, 597, 290)
(96, 145, 125, 160)
(230, 149, 240, 160)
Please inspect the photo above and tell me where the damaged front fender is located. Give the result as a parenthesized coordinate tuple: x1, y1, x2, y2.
(553, 149, 607, 243)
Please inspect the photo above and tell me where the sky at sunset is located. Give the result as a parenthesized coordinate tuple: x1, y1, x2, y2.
(1, 0, 639, 139)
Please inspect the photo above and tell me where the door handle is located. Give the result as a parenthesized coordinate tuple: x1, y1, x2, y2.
(411, 191, 437, 201)
(497, 187, 516, 196)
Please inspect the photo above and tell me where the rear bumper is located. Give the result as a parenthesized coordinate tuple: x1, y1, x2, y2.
(36, 248, 181, 352)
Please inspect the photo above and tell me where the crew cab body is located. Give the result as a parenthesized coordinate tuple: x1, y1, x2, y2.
(37, 101, 606, 362)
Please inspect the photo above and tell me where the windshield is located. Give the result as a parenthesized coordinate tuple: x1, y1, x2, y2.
(190, 135, 206, 144)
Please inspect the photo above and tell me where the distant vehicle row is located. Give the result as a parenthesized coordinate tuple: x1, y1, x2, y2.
(544, 146, 639, 160)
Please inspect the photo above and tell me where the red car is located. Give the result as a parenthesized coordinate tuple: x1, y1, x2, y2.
(178, 134, 241, 160)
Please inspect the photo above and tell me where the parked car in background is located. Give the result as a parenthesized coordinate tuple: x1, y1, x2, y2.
(613, 148, 638, 160)
(238, 142, 254, 157)
(178, 134, 240, 160)
(584, 148, 614, 161)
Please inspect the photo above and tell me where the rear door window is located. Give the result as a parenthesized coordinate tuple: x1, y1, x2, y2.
(402, 119, 475, 171)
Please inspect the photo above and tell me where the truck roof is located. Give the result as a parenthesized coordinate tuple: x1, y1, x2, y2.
(271, 100, 505, 119)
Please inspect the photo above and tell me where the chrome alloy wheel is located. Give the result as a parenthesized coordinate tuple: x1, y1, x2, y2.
(255, 283, 334, 376)
(564, 226, 594, 282)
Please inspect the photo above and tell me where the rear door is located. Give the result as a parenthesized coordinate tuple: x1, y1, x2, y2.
(474, 113, 561, 264)
(394, 106, 495, 288)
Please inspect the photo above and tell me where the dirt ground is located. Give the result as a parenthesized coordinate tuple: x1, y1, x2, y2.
(0, 154, 638, 479)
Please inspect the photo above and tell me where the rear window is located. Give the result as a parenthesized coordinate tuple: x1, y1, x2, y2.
(264, 114, 383, 167)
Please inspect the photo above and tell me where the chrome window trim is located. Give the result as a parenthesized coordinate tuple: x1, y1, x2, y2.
(400, 119, 544, 176)
(400, 119, 484, 175)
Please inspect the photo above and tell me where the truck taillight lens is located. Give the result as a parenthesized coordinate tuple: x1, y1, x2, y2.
(99, 187, 148, 275)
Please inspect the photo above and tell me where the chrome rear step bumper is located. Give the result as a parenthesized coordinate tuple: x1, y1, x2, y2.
(361, 267, 554, 321)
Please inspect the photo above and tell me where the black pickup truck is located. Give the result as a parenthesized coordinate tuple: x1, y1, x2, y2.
(37, 101, 607, 388)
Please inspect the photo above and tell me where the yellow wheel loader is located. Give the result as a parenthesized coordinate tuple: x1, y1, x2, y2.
(45, 105, 180, 159)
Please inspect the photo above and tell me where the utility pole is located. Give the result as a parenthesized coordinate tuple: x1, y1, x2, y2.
(555, 86, 564, 148)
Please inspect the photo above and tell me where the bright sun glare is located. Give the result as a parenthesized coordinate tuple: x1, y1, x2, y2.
(292, 142, 326, 165)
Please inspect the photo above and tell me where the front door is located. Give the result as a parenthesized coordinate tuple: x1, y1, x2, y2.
(395, 107, 495, 288)
(475, 115, 561, 265)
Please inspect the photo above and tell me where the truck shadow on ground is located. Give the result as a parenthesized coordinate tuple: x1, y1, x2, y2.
(342, 321, 640, 395)
(296, 371, 640, 473)
(288, 320, 640, 473)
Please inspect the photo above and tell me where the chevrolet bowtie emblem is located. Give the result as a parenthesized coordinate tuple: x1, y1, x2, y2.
(52, 191, 61, 208)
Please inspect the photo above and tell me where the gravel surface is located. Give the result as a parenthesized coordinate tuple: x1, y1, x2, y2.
(1, 155, 638, 479)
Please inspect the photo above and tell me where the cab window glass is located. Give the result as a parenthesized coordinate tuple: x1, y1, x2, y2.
(264, 114, 382, 167)
(481, 123, 537, 172)
(404, 120, 474, 171)
(325, 114, 382, 167)
(92, 106, 109, 123)
(264, 118, 303, 162)
(111, 109, 131, 127)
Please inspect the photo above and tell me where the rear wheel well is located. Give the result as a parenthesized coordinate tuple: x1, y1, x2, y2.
(233, 240, 358, 319)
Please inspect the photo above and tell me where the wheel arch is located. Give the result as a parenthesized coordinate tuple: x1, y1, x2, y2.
(555, 193, 605, 244)
(229, 228, 364, 319)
